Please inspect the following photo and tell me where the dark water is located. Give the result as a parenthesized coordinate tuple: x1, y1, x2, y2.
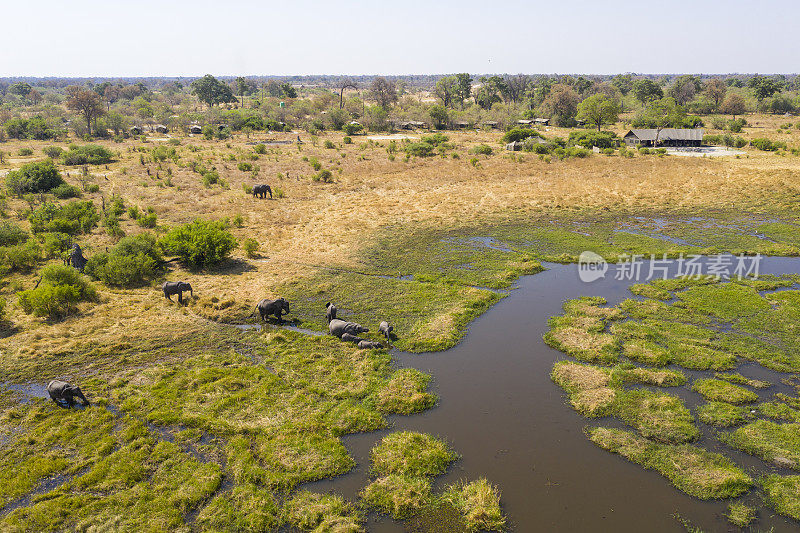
(305, 256, 800, 532)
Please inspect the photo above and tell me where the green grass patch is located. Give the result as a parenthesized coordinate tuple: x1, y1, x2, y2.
(691, 379, 759, 404)
(726, 502, 756, 528)
(761, 474, 800, 521)
(720, 420, 800, 470)
(361, 474, 432, 519)
(441, 478, 506, 532)
(370, 431, 457, 478)
(611, 389, 699, 444)
(696, 402, 753, 427)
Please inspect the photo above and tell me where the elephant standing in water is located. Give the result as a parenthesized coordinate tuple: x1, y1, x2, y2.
(252, 184, 273, 199)
(47, 380, 90, 407)
(379, 321, 394, 342)
(163, 281, 193, 304)
(325, 302, 337, 323)
(329, 319, 369, 338)
(256, 298, 290, 323)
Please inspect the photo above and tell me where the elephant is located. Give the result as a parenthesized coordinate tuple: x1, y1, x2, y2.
(47, 380, 90, 407)
(358, 340, 383, 350)
(325, 302, 337, 323)
(329, 319, 369, 338)
(163, 281, 193, 304)
(379, 321, 394, 341)
(256, 298, 290, 323)
(67, 244, 87, 272)
(252, 184, 273, 199)
(341, 332, 364, 344)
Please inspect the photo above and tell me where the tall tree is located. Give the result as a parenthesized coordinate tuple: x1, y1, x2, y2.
(720, 93, 746, 119)
(337, 78, 357, 109)
(502, 75, 531, 103)
(433, 76, 458, 108)
(703, 79, 727, 111)
(576, 94, 620, 131)
(668, 75, 701, 106)
(191, 74, 236, 107)
(632, 79, 663, 105)
(65, 86, 105, 135)
(369, 77, 398, 110)
(454, 73, 473, 108)
(540, 84, 580, 126)
(235, 77, 253, 108)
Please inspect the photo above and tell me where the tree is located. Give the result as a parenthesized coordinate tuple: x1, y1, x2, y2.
(65, 86, 105, 135)
(703, 79, 727, 111)
(429, 105, 448, 129)
(611, 74, 633, 96)
(8, 82, 32, 97)
(6, 160, 64, 195)
(454, 73, 473, 108)
(159, 219, 237, 269)
(369, 77, 398, 110)
(474, 76, 505, 110)
(668, 75, 701, 106)
(235, 77, 253, 108)
(576, 94, 620, 131)
(748, 75, 781, 101)
(337, 78, 357, 109)
(540, 84, 580, 126)
(632, 79, 663, 105)
(720, 93, 746, 119)
(639, 97, 686, 144)
(433, 76, 458, 108)
(190, 74, 237, 107)
(280, 83, 297, 98)
(502, 75, 531, 103)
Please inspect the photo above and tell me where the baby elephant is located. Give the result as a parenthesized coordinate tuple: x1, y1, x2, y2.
(358, 340, 383, 350)
(341, 332, 364, 344)
(325, 302, 337, 323)
(329, 319, 369, 338)
(256, 297, 290, 323)
(379, 321, 394, 341)
(47, 380, 90, 407)
(163, 281, 193, 304)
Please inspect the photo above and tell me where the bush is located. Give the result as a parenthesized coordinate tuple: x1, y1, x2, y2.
(342, 122, 363, 136)
(159, 219, 237, 268)
(254, 144, 267, 154)
(237, 162, 253, 172)
(18, 148, 33, 156)
(243, 238, 259, 258)
(38, 232, 71, 258)
(0, 221, 29, 246)
(469, 144, 493, 155)
(404, 142, 435, 157)
(308, 157, 322, 171)
(0, 298, 5, 321)
(0, 240, 41, 274)
(312, 169, 333, 182)
(6, 160, 64, 195)
(61, 144, 115, 165)
(728, 119, 746, 133)
(85, 233, 162, 287)
(750, 138, 786, 151)
(501, 127, 542, 144)
(51, 183, 82, 199)
(18, 264, 98, 319)
(323, 139, 335, 149)
(137, 209, 157, 228)
(151, 146, 177, 162)
(28, 200, 99, 235)
(343, 136, 352, 144)
(568, 130, 617, 149)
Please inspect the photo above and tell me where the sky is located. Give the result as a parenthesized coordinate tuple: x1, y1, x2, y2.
(1, 0, 798, 77)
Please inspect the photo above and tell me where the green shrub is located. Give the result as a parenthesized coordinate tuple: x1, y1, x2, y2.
(18, 147, 33, 156)
(421, 133, 449, 146)
(242, 183, 253, 195)
(237, 162, 253, 172)
(5, 160, 64, 195)
(243, 238, 259, 258)
(342, 122, 363, 136)
(728, 119, 746, 133)
(343, 136, 352, 144)
(404, 142, 435, 157)
(308, 157, 322, 171)
(61, 144, 115, 165)
(469, 144, 493, 155)
(501, 127, 542, 144)
(232, 214, 244, 227)
(312, 169, 333, 182)
(324, 140, 335, 149)
(159, 219, 237, 268)
(750, 138, 787, 151)
(568, 130, 617, 149)
(0, 221, 29, 246)
(18, 264, 98, 319)
(273, 187, 285, 198)
(0, 240, 41, 274)
(37, 232, 71, 258)
(85, 233, 162, 287)
(137, 210, 157, 228)
(151, 146, 177, 162)
(0, 297, 5, 321)
(254, 144, 267, 154)
(28, 200, 99, 235)
(51, 183, 82, 199)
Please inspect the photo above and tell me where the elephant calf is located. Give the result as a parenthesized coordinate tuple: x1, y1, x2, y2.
(325, 302, 337, 324)
(379, 321, 394, 341)
(358, 340, 383, 350)
(256, 297, 290, 323)
(47, 380, 90, 407)
(163, 281, 193, 304)
(252, 184, 273, 199)
(329, 319, 369, 338)
(341, 332, 364, 344)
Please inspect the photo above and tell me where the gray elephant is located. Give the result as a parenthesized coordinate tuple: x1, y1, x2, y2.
(379, 321, 394, 341)
(47, 380, 90, 407)
(329, 318, 369, 338)
(358, 340, 383, 350)
(256, 298, 290, 323)
(341, 332, 364, 344)
(252, 184, 273, 199)
(325, 302, 337, 323)
(163, 281, 193, 304)
(67, 244, 87, 272)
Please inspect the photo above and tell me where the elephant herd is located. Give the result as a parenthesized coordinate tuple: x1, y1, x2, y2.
(325, 302, 394, 349)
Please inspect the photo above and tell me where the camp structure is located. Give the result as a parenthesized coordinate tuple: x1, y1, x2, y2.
(189, 124, 202, 134)
(154, 124, 168, 134)
(623, 128, 704, 147)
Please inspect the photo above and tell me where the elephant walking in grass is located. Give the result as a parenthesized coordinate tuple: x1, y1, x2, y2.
(379, 321, 394, 342)
(358, 340, 383, 350)
(67, 244, 88, 272)
(252, 184, 273, 199)
(329, 319, 369, 338)
(341, 333, 364, 344)
(47, 380, 89, 407)
(162, 281, 193, 304)
(256, 298, 290, 323)
(325, 302, 337, 323)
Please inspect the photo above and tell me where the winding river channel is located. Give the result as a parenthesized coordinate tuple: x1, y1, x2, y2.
(306, 256, 800, 532)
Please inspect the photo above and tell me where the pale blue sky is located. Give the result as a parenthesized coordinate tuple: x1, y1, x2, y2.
(2, 0, 798, 76)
